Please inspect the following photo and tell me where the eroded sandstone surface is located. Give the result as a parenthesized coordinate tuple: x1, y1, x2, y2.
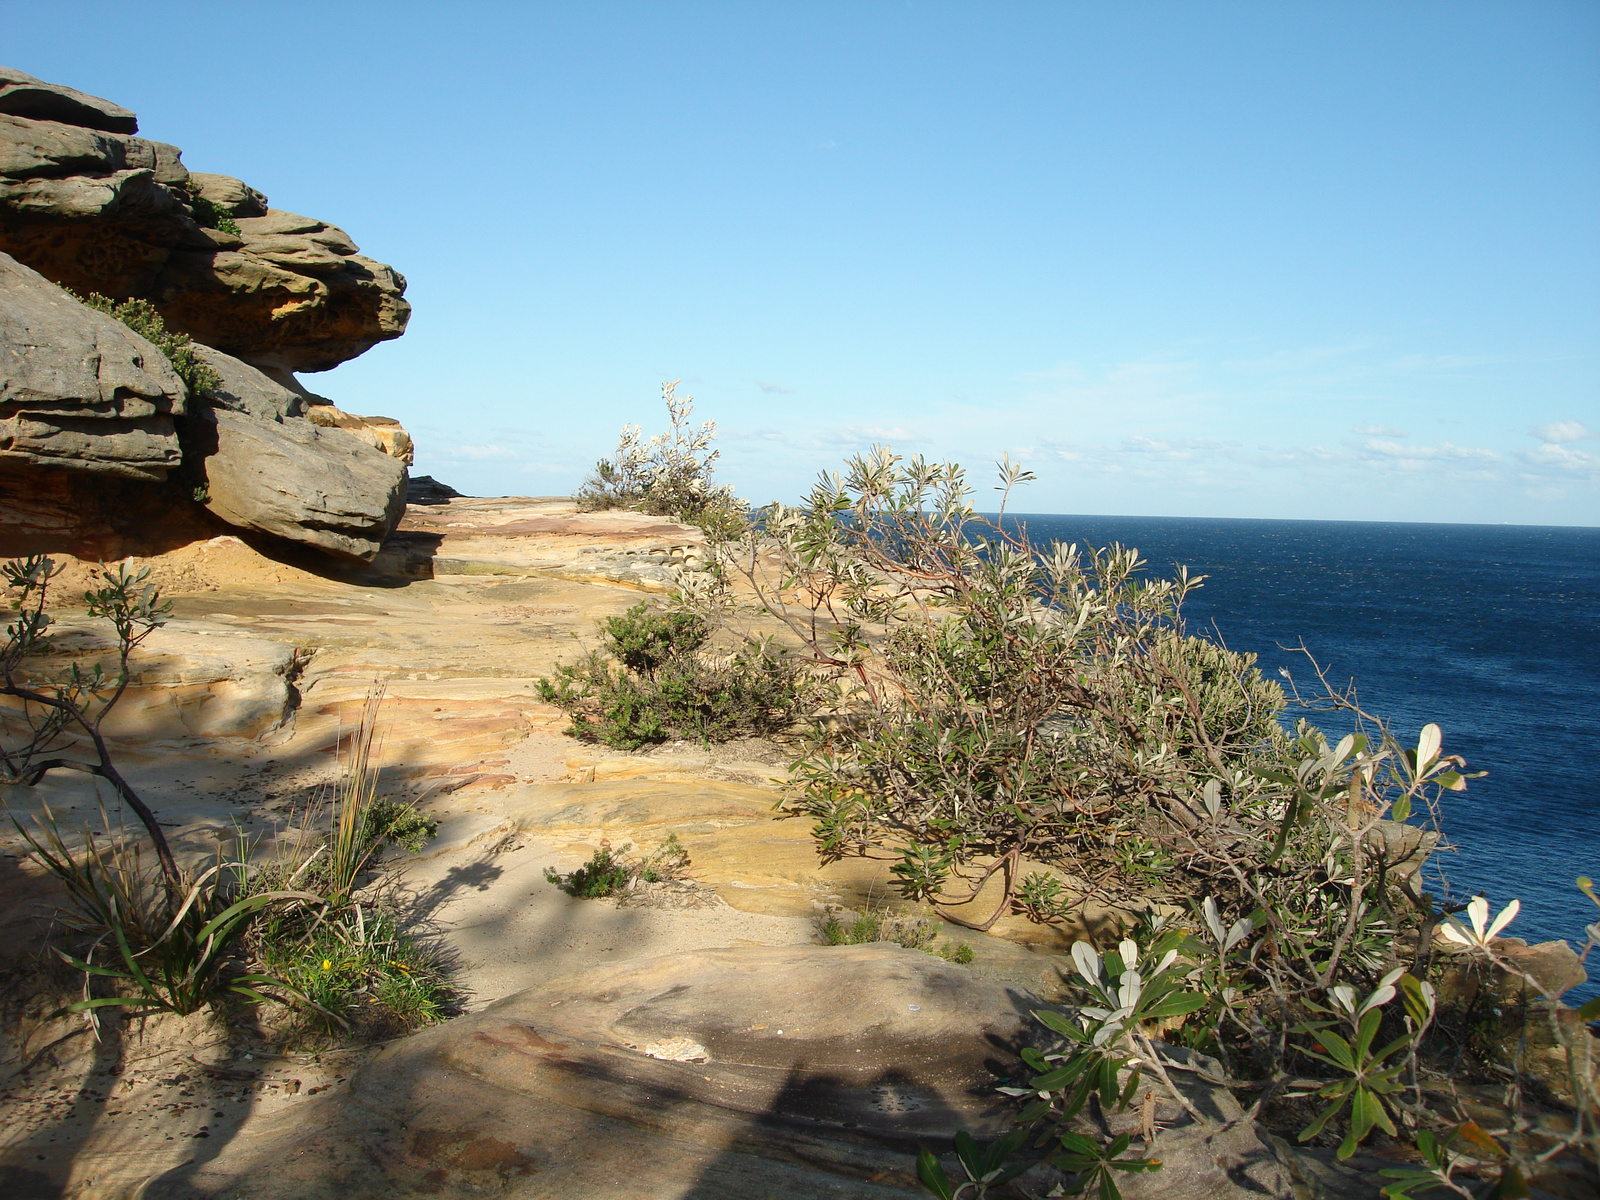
(0, 497, 1092, 1199)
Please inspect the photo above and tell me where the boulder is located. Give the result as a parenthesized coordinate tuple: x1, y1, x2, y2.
(0, 67, 409, 373)
(179, 348, 407, 561)
(305, 403, 413, 463)
(17, 616, 297, 739)
(185, 171, 267, 218)
(0, 110, 195, 297)
(407, 473, 463, 503)
(154, 227, 410, 373)
(0, 65, 139, 134)
(0, 112, 185, 183)
(0, 250, 185, 480)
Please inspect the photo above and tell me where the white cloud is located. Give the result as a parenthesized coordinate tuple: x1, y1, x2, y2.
(723, 423, 925, 450)
(1518, 443, 1596, 475)
(1353, 424, 1407, 437)
(755, 380, 795, 394)
(433, 443, 520, 460)
(1354, 438, 1499, 465)
(1531, 420, 1593, 445)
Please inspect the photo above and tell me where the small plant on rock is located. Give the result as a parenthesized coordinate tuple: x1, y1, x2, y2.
(252, 900, 453, 1037)
(544, 835, 693, 899)
(66, 288, 221, 397)
(180, 177, 242, 236)
(818, 901, 974, 964)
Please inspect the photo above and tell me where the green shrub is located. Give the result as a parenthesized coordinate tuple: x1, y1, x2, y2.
(67, 289, 221, 397)
(365, 798, 438, 854)
(181, 178, 242, 235)
(720, 450, 1563, 1174)
(537, 602, 815, 749)
(4, 556, 182, 882)
(544, 834, 692, 899)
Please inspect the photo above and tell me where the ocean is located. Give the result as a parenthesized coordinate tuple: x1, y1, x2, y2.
(1006, 513, 1600, 992)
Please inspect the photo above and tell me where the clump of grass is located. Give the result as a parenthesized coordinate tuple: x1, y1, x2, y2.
(545, 834, 692, 899)
(238, 684, 450, 1037)
(16, 805, 322, 1019)
(819, 903, 974, 965)
(252, 902, 453, 1039)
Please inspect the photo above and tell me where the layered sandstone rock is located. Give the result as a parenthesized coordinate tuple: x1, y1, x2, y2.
(305, 403, 414, 463)
(0, 65, 138, 133)
(0, 66, 408, 373)
(137, 946, 1297, 1200)
(0, 251, 185, 479)
(0, 68, 415, 563)
(181, 347, 408, 560)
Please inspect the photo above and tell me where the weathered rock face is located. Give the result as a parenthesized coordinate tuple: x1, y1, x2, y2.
(305, 403, 413, 463)
(0, 68, 416, 563)
(154, 207, 411, 373)
(0, 251, 185, 479)
(0, 66, 409, 373)
(0, 65, 138, 133)
(180, 347, 407, 561)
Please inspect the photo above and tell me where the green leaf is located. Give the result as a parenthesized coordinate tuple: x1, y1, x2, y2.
(1398, 973, 1433, 1027)
(1576, 995, 1600, 1022)
(1390, 794, 1411, 822)
(1298, 1093, 1349, 1143)
(51, 949, 130, 980)
(1348, 1086, 1379, 1143)
(1109, 1158, 1162, 1174)
(1032, 1056, 1092, 1091)
(1355, 1007, 1383, 1061)
(954, 1130, 982, 1176)
(1316, 1028, 1356, 1070)
(53, 995, 158, 1017)
(981, 1126, 1027, 1177)
(1057, 1131, 1101, 1157)
(1139, 991, 1208, 1020)
(1373, 1033, 1414, 1066)
(1118, 1064, 1142, 1111)
(915, 1148, 954, 1200)
(1035, 1008, 1087, 1038)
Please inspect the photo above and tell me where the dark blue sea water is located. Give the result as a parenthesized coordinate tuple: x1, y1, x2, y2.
(1007, 514, 1600, 993)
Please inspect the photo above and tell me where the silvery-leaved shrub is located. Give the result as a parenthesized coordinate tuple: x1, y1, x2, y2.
(701, 449, 1597, 1190)
(576, 379, 746, 535)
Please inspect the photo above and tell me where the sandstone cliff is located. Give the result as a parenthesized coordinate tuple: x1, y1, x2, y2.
(0, 66, 408, 372)
(0, 66, 415, 562)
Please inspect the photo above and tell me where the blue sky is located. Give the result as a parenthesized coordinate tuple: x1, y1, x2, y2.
(10, 1, 1599, 523)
